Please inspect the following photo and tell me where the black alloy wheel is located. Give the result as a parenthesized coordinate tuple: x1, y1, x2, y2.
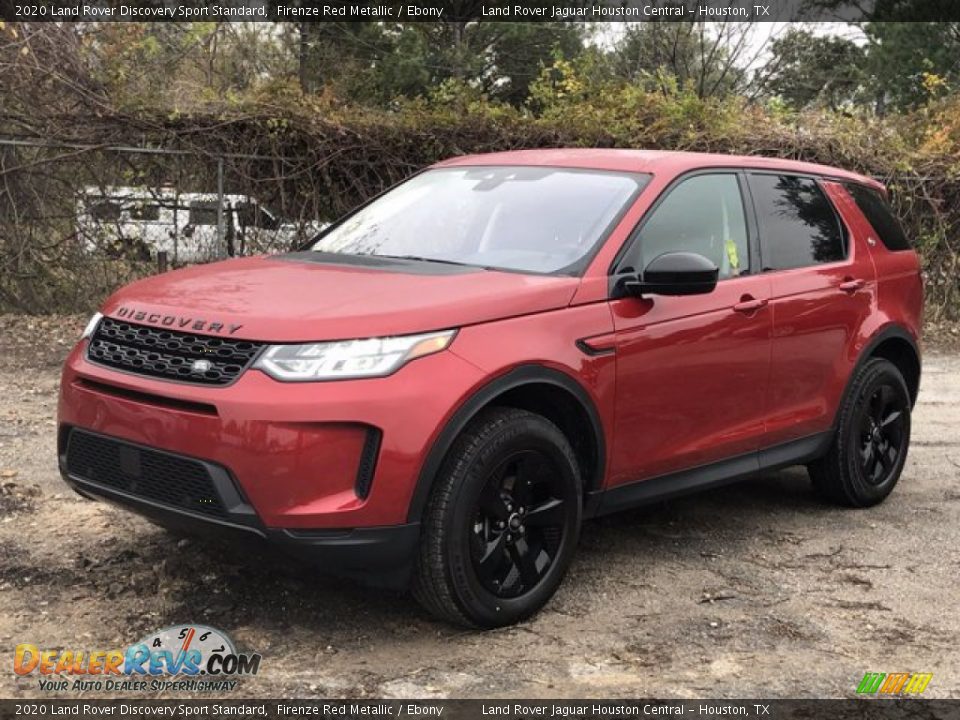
(857, 383, 908, 487)
(413, 407, 582, 628)
(809, 357, 912, 507)
(470, 450, 568, 598)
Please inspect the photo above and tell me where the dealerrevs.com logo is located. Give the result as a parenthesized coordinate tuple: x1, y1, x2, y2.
(14, 625, 261, 693)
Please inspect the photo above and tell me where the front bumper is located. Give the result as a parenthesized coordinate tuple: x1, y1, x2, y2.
(59, 426, 421, 587)
(57, 339, 488, 583)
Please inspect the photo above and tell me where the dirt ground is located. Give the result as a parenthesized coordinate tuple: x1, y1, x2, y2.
(1, 315, 958, 699)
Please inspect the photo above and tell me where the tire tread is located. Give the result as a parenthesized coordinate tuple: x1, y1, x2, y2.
(809, 357, 909, 507)
(412, 407, 578, 627)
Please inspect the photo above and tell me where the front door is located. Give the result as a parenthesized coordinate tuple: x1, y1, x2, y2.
(608, 172, 773, 487)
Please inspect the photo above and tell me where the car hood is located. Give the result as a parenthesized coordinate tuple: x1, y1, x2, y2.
(100, 254, 580, 342)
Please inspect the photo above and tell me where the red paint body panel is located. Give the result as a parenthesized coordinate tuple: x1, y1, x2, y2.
(436, 149, 885, 190)
(448, 302, 618, 440)
(102, 255, 579, 342)
(60, 341, 487, 528)
(58, 150, 922, 544)
(831, 185, 924, 344)
(761, 182, 880, 445)
(609, 274, 773, 484)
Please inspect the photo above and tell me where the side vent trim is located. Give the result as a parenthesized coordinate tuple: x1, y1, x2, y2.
(355, 428, 382, 500)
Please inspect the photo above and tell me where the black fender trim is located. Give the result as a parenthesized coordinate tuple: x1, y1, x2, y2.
(406, 364, 606, 524)
(847, 324, 921, 409)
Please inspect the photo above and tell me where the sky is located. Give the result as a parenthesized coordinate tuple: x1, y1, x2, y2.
(594, 21, 865, 69)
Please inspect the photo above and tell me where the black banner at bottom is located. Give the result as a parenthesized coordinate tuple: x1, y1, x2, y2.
(1, 700, 959, 720)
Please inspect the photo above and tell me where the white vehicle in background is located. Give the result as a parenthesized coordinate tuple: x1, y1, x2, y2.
(75, 186, 320, 262)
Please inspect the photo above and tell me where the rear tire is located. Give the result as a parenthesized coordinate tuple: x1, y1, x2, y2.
(809, 358, 911, 507)
(412, 407, 582, 628)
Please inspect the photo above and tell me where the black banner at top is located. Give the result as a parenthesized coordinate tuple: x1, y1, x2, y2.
(2, 0, 960, 22)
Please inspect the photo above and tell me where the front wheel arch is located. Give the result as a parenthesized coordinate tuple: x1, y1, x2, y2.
(407, 365, 606, 525)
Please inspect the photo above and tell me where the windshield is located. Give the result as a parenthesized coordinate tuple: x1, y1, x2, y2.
(310, 166, 647, 274)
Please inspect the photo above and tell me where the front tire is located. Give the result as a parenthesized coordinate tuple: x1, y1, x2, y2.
(809, 358, 911, 507)
(413, 407, 582, 628)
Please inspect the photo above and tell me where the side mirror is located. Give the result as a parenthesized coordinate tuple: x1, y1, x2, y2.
(625, 251, 719, 297)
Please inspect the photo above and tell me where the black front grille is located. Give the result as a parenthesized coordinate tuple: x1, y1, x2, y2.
(87, 316, 262, 385)
(66, 430, 227, 518)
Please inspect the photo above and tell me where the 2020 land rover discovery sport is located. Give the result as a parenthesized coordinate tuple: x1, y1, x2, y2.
(59, 150, 923, 628)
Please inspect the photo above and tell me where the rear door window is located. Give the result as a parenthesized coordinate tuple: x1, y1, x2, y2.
(749, 174, 846, 270)
(844, 183, 911, 251)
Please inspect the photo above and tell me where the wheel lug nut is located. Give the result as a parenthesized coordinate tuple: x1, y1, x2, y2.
(519, 525, 525, 534)
(518, 507, 525, 515)
(506, 504, 513, 512)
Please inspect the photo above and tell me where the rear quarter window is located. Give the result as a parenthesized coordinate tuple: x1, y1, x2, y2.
(844, 183, 911, 251)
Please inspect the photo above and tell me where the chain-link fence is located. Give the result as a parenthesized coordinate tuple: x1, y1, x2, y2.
(2, 134, 958, 319)
(0, 138, 329, 312)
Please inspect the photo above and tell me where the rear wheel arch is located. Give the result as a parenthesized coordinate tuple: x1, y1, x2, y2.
(407, 365, 606, 524)
(850, 326, 921, 409)
(867, 334, 921, 407)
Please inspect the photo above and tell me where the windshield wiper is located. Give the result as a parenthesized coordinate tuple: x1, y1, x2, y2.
(378, 254, 481, 268)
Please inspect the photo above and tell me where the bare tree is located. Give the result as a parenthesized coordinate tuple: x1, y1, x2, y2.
(611, 15, 778, 99)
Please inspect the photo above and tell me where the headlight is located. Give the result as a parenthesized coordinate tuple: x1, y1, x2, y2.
(81, 312, 103, 339)
(253, 329, 457, 381)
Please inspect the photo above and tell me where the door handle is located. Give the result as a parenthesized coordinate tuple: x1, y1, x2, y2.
(839, 278, 866, 293)
(733, 296, 768, 314)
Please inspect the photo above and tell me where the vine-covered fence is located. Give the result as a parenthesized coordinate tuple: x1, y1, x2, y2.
(0, 108, 957, 317)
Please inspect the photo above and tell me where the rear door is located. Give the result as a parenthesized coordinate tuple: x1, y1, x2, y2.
(842, 182, 924, 330)
(747, 173, 877, 446)
(608, 171, 773, 486)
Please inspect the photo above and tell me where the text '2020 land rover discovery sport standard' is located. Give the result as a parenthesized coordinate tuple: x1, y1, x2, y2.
(59, 150, 923, 628)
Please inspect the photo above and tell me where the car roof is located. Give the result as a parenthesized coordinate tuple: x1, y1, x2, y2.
(434, 148, 884, 191)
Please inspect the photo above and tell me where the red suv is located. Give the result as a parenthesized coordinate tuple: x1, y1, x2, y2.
(59, 150, 922, 627)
